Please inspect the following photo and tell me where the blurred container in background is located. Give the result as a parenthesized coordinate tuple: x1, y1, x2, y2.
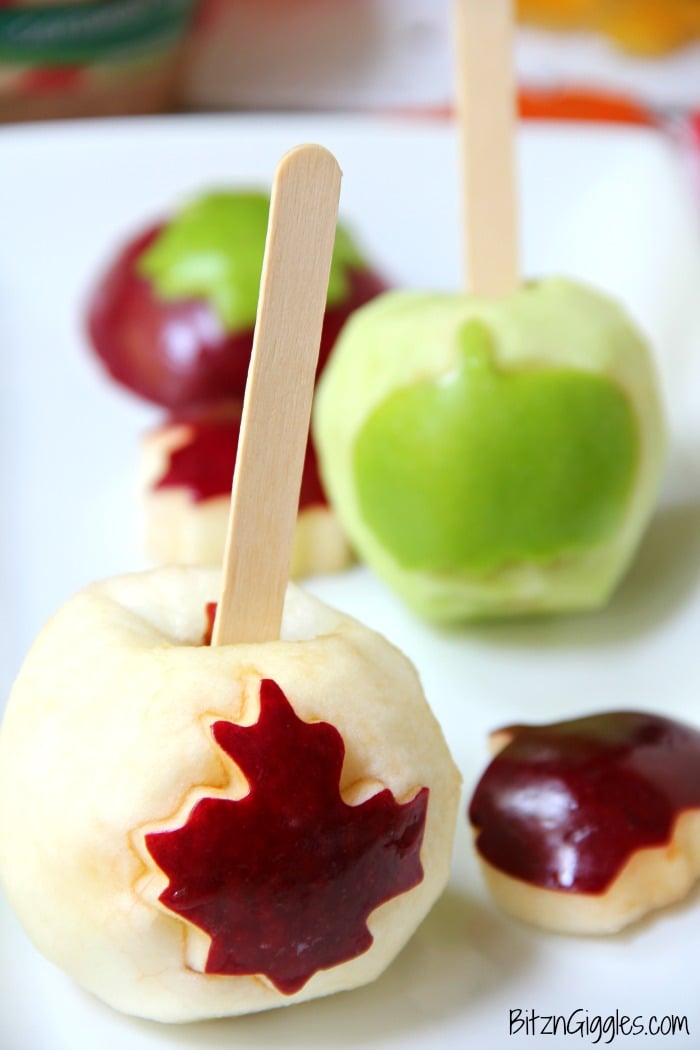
(517, 0, 700, 57)
(182, 0, 699, 115)
(0, 0, 197, 122)
(1, 0, 697, 124)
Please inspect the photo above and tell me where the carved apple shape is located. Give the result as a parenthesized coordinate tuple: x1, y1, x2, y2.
(314, 279, 666, 620)
(0, 567, 460, 1022)
(86, 191, 388, 409)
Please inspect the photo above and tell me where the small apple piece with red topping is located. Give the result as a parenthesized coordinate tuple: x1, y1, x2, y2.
(142, 403, 353, 577)
(314, 280, 666, 621)
(86, 191, 388, 409)
(0, 566, 460, 1022)
(468, 711, 700, 933)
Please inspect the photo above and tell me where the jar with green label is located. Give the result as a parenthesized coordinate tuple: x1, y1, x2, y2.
(0, 0, 197, 121)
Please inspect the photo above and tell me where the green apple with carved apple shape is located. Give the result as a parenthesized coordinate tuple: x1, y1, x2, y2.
(313, 279, 666, 621)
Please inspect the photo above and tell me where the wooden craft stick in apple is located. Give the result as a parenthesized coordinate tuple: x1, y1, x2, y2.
(313, 0, 666, 622)
(0, 145, 461, 1023)
(211, 143, 345, 645)
(454, 0, 519, 297)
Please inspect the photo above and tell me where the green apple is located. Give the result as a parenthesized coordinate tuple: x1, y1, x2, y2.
(138, 191, 365, 331)
(313, 279, 666, 621)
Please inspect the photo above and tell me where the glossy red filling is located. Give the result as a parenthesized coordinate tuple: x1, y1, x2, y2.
(203, 601, 217, 645)
(145, 678, 428, 994)
(153, 411, 327, 508)
(468, 711, 700, 895)
(87, 222, 388, 410)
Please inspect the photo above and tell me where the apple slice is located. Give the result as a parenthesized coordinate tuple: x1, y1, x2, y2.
(468, 711, 700, 933)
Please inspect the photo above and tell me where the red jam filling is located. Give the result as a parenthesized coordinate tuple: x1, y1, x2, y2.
(468, 711, 700, 895)
(153, 412, 327, 508)
(145, 678, 428, 994)
(202, 601, 217, 645)
(87, 223, 388, 410)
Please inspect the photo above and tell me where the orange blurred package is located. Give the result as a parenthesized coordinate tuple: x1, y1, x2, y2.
(517, 0, 700, 56)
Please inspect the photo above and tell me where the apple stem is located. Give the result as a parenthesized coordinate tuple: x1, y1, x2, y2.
(453, 0, 520, 297)
(211, 144, 342, 646)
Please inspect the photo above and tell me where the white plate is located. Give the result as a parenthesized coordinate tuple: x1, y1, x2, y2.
(1, 114, 700, 1050)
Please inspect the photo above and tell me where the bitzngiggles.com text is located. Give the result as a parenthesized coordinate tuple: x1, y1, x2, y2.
(509, 1008, 690, 1044)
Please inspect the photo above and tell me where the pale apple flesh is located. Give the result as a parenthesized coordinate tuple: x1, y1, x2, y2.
(475, 811, 700, 935)
(0, 567, 460, 1022)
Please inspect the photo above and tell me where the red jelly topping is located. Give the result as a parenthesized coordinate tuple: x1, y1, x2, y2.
(154, 410, 327, 509)
(202, 601, 217, 645)
(145, 679, 428, 994)
(87, 224, 388, 410)
(469, 711, 700, 895)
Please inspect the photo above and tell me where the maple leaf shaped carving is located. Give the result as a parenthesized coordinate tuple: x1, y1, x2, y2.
(145, 678, 429, 994)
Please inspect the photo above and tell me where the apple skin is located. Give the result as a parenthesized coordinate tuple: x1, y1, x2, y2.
(313, 279, 666, 621)
(86, 195, 388, 410)
(0, 567, 460, 1022)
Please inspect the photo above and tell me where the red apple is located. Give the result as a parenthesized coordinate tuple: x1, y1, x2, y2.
(86, 193, 388, 409)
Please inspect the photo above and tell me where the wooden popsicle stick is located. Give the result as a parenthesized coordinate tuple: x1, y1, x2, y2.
(211, 144, 341, 647)
(453, 0, 520, 297)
